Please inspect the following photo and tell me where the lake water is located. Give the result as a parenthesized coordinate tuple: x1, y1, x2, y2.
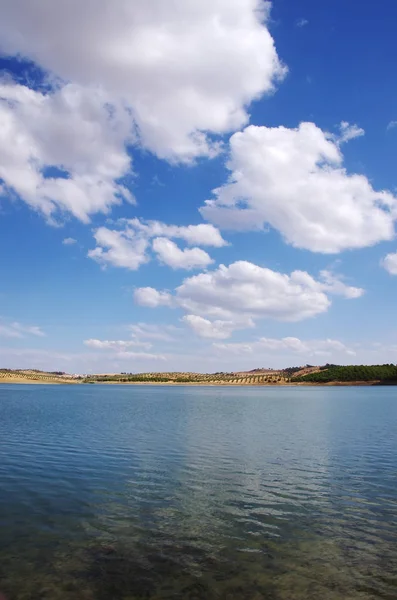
(0, 384, 396, 600)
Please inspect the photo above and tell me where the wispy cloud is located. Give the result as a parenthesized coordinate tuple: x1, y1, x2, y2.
(62, 237, 77, 245)
(0, 320, 45, 338)
(296, 18, 309, 28)
(387, 120, 397, 131)
(213, 337, 356, 357)
(84, 339, 152, 351)
(129, 323, 178, 342)
(337, 121, 365, 145)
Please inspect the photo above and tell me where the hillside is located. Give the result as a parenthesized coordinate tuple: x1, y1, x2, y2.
(0, 369, 78, 384)
(291, 364, 397, 384)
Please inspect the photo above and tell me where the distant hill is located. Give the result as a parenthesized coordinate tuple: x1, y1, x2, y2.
(2, 364, 397, 386)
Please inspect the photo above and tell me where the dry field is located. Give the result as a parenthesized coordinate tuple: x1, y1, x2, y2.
(0, 370, 77, 384)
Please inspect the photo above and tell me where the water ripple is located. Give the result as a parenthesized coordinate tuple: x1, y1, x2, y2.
(0, 384, 396, 599)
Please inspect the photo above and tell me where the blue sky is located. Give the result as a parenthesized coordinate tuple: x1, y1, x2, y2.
(0, 0, 396, 373)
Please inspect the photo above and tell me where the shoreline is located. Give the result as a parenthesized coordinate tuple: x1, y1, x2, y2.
(0, 378, 390, 387)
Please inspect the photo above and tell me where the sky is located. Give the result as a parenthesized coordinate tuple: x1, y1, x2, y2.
(0, 0, 397, 374)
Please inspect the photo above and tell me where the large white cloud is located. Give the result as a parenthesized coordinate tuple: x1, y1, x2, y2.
(201, 123, 397, 253)
(0, 0, 285, 163)
(135, 260, 364, 335)
(174, 261, 363, 320)
(382, 252, 397, 275)
(0, 82, 134, 222)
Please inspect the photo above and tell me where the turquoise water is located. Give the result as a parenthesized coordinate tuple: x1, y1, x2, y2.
(0, 384, 396, 599)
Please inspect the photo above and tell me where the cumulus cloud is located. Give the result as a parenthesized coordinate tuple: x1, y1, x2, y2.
(183, 314, 253, 339)
(88, 219, 225, 270)
(134, 260, 363, 335)
(0, 82, 134, 222)
(214, 336, 356, 356)
(382, 252, 397, 275)
(0, 320, 45, 338)
(201, 123, 397, 253)
(152, 237, 213, 270)
(134, 287, 173, 308)
(88, 227, 149, 270)
(125, 219, 227, 247)
(0, 0, 285, 164)
(174, 261, 362, 321)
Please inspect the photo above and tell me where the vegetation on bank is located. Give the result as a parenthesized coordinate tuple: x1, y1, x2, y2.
(291, 364, 397, 384)
(82, 372, 288, 384)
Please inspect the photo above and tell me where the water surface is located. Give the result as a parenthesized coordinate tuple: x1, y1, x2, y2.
(0, 384, 396, 599)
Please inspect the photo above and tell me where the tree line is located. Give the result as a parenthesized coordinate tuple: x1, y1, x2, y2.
(292, 364, 397, 383)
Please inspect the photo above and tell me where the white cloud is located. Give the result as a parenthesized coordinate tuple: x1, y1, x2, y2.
(84, 339, 152, 351)
(201, 122, 397, 253)
(134, 287, 173, 308)
(0, 82, 134, 222)
(214, 336, 356, 356)
(296, 18, 308, 27)
(135, 261, 363, 331)
(183, 314, 253, 339)
(0, 320, 45, 338)
(0, 0, 286, 163)
(175, 261, 362, 321)
(88, 219, 225, 271)
(382, 252, 397, 275)
(387, 120, 397, 131)
(62, 237, 77, 245)
(88, 227, 149, 270)
(125, 219, 227, 247)
(152, 237, 213, 270)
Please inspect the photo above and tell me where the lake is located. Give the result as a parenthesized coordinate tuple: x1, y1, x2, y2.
(0, 384, 396, 599)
